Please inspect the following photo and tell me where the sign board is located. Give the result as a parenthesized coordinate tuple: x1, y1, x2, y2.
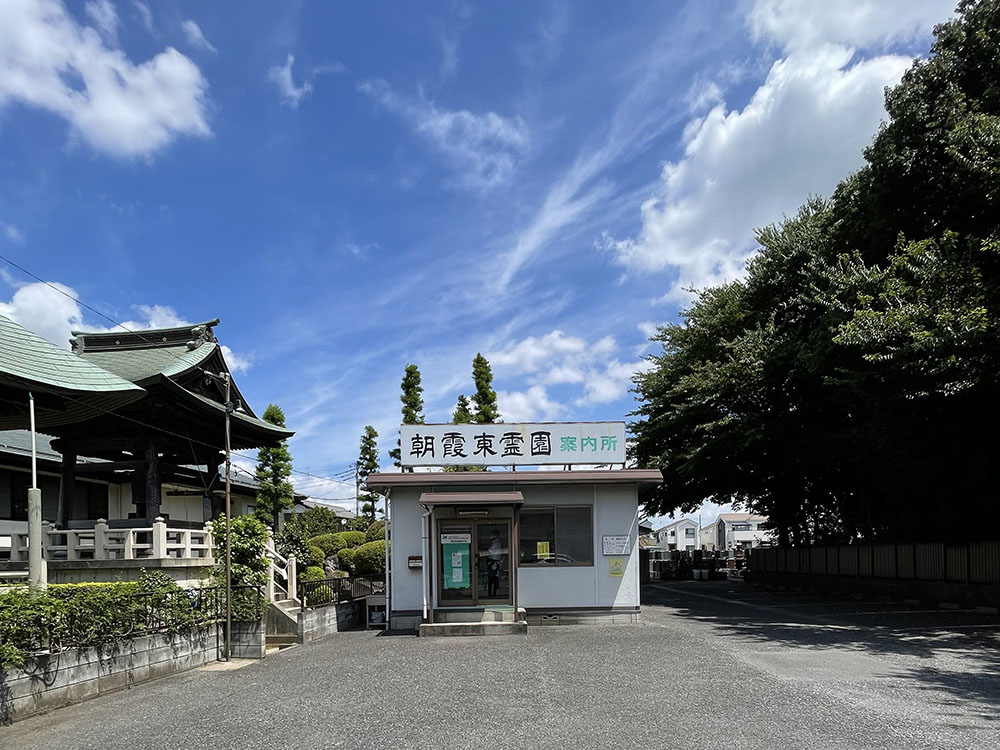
(602, 535, 630, 556)
(608, 558, 624, 578)
(399, 422, 626, 467)
(441, 536, 470, 589)
(536, 541, 550, 559)
(407, 556, 423, 569)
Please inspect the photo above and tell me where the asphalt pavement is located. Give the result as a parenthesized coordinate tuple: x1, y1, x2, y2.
(3, 580, 998, 749)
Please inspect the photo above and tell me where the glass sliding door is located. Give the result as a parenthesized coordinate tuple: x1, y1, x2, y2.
(476, 521, 511, 603)
(437, 518, 513, 606)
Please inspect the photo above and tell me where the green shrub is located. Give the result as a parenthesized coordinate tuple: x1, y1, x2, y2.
(300, 565, 327, 582)
(308, 545, 326, 568)
(352, 540, 389, 576)
(211, 514, 269, 588)
(275, 506, 345, 558)
(331, 570, 349, 579)
(365, 520, 386, 542)
(336, 547, 356, 574)
(340, 530, 366, 548)
(309, 533, 347, 557)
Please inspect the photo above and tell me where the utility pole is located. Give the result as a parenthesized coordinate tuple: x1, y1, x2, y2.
(223, 373, 233, 662)
(355, 465, 360, 519)
(27, 392, 45, 592)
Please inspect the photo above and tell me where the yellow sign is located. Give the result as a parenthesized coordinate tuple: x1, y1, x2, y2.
(536, 541, 550, 559)
(608, 558, 624, 578)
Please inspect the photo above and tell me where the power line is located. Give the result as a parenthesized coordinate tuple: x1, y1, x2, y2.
(0, 254, 365, 493)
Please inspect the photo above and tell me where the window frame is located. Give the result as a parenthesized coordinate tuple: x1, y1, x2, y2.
(518, 505, 594, 568)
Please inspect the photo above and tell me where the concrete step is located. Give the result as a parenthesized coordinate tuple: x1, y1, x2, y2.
(419, 621, 527, 637)
(266, 633, 298, 646)
(435, 608, 526, 623)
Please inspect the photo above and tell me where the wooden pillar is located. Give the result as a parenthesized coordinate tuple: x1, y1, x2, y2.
(144, 437, 161, 522)
(57, 447, 76, 528)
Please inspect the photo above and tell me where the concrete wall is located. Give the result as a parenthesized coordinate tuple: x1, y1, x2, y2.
(0, 621, 265, 725)
(389, 481, 640, 615)
(297, 601, 364, 643)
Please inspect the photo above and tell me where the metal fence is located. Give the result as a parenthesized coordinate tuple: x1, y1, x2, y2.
(750, 542, 1000, 585)
(298, 574, 386, 609)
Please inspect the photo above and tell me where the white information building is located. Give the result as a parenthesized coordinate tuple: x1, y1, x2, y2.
(367, 422, 661, 633)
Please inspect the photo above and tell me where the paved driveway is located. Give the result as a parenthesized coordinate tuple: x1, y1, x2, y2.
(3, 581, 998, 749)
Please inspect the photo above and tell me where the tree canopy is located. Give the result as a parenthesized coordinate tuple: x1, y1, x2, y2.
(471, 353, 500, 423)
(631, 0, 1000, 545)
(356, 425, 380, 521)
(388, 364, 424, 468)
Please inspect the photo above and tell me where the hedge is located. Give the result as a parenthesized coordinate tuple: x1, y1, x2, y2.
(365, 520, 386, 542)
(0, 571, 247, 669)
(352, 540, 389, 576)
(308, 545, 326, 568)
(308, 533, 346, 557)
(340, 530, 367, 548)
(300, 565, 327, 582)
(336, 547, 356, 574)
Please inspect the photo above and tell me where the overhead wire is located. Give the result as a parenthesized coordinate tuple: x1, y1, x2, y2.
(0, 253, 364, 495)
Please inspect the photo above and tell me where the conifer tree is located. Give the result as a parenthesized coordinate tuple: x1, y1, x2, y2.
(388, 364, 425, 468)
(452, 394, 474, 423)
(471, 354, 500, 423)
(254, 403, 295, 531)
(355, 425, 380, 521)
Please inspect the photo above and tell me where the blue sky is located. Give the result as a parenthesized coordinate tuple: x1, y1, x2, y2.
(0, 0, 954, 517)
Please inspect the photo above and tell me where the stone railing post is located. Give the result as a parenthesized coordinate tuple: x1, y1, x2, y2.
(124, 527, 135, 559)
(152, 517, 167, 558)
(64, 527, 78, 561)
(93, 518, 109, 560)
(287, 554, 297, 601)
(180, 529, 192, 559)
(203, 522, 215, 563)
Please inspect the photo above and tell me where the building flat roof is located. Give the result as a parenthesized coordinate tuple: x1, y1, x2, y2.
(368, 469, 662, 491)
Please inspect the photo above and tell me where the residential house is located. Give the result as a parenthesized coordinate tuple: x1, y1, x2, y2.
(651, 517, 700, 552)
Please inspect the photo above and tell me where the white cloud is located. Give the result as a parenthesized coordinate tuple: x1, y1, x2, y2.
(268, 54, 313, 108)
(1, 221, 25, 244)
(0, 285, 253, 373)
(489, 329, 648, 410)
(85, 0, 118, 44)
(0, 0, 211, 159)
(611, 46, 915, 299)
(497, 385, 565, 422)
(0, 281, 83, 348)
(181, 19, 216, 54)
(609, 0, 953, 300)
(359, 78, 530, 191)
(575, 359, 653, 406)
(132, 1, 153, 33)
(750, 0, 954, 52)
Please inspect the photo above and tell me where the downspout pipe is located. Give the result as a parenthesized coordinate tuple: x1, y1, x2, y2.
(383, 489, 392, 628)
(420, 504, 431, 620)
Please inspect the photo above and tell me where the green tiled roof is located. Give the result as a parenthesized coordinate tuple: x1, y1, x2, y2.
(0, 314, 144, 395)
(81, 341, 218, 384)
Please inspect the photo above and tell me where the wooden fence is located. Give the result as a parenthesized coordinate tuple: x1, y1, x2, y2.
(748, 542, 1000, 607)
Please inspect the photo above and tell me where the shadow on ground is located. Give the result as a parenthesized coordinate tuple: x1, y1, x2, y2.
(642, 581, 1000, 716)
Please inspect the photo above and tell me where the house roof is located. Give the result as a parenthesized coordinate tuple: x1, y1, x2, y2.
(653, 517, 698, 534)
(0, 314, 145, 430)
(718, 513, 768, 523)
(367, 469, 662, 491)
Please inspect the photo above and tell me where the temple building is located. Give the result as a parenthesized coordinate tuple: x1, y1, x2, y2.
(1, 314, 293, 575)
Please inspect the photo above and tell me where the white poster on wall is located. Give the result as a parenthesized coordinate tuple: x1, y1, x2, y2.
(399, 422, 626, 467)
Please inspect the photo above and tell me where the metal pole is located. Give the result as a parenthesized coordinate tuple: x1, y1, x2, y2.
(355, 465, 360, 519)
(224, 373, 232, 662)
(27, 393, 45, 591)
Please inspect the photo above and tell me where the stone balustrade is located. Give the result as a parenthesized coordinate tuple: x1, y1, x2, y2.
(5, 518, 214, 563)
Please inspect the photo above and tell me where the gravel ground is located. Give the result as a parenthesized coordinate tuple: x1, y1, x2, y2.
(3, 581, 998, 749)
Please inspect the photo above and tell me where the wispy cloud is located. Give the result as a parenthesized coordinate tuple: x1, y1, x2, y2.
(132, 1, 153, 33)
(1, 221, 25, 244)
(268, 54, 313, 108)
(182, 19, 217, 54)
(359, 79, 530, 191)
(85, 0, 119, 45)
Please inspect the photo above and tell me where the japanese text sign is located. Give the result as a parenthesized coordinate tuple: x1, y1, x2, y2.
(399, 422, 626, 467)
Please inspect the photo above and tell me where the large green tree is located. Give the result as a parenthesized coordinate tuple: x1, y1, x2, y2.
(471, 353, 500, 423)
(388, 364, 424, 469)
(254, 403, 295, 531)
(632, 0, 1000, 545)
(355, 425, 380, 521)
(452, 394, 473, 423)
